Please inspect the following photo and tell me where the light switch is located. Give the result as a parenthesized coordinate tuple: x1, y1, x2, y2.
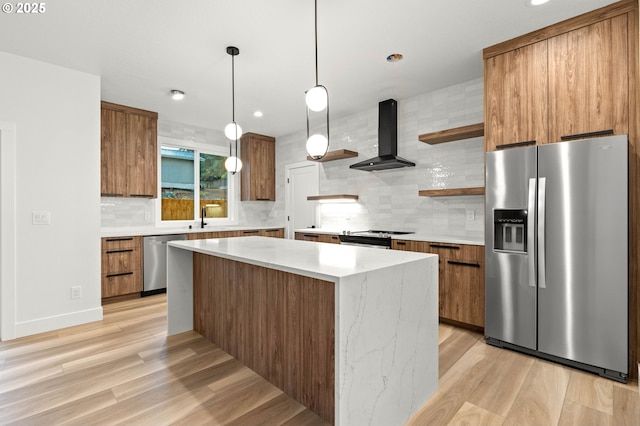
(32, 211, 51, 225)
(466, 209, 475, 221)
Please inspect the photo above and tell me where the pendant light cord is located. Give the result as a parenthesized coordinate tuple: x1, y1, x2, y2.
(231, 53, 236, 123)
(314, 0, 318, 86)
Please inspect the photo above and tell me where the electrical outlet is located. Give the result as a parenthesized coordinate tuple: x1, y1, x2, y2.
(32, 211, 51, 225)
(144, 211, 152, 222)
(71, 286, 82, 299)
(466, 209, 475, 221)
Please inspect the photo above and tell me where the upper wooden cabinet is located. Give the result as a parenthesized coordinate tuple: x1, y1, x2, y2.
(485, 41, 549, 151)
(548, 15, 628, 142)
(484, 4, 631, 151)
(101, 101, 158, 198)
(240, 132, 275, 201)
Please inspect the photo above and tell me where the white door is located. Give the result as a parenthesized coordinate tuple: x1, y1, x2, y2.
(285, 162, 319, 239)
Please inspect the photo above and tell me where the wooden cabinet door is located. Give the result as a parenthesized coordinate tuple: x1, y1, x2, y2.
(241, 133, 276, 201)
(441, 259, 485, 327)
(549, 15, 628, 142)
(126, 113, 157, 198)
(484, 40, 549, 151)
(260, 228, 285, 238)
(101, 108, 127, 196)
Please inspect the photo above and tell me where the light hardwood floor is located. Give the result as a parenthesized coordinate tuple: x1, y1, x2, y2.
(0, 295, 638, 425)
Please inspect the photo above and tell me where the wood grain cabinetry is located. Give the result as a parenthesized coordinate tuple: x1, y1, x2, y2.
(240, 133, 275, 201)
(484, 41, 549, 150)
(260, 228, 285, 238)
(393, 239, 485, 328)
(193, 253, 335, 423)
(101, 236, 142, 298)
(484, 8, 629, 151)
(101, 101, 157, 198)
(548, 15, 628, 142)
(188, 228, 285, 240)
(295, 232, 340, 244)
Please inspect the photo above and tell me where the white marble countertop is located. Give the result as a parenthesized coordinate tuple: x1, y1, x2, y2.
(168, 236, 434, 281)
(101, 225, 284, 238)
(294, 228, 484, 246)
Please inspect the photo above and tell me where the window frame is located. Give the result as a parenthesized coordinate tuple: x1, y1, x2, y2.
(156, 135, 238, 227)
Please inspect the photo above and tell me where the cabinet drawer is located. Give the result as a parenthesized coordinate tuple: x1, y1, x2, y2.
(427, 243, 484, 262)
(261, 228, 284, 238)
(102, 270, 142, 298)
(102, 236, 141, 251)
(102, 248, 140, 274)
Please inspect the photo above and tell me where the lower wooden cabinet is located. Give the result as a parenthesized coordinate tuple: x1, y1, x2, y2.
(188, 228, 285, 240)
(295, 232, 340, 244)
(101, 236, 142, 298)
(393, 239, 485, 328)
(260, 228, 285, 238)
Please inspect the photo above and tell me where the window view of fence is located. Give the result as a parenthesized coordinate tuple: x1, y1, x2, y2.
(161, 147, 228, 221)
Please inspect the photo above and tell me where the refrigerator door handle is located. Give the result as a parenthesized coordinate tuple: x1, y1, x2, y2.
(538, 177, 547, 289)
(527, 178, 537, 287)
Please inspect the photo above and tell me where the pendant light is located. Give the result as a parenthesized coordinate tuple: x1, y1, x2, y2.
(224, 46, 243, 174)
(305, 0, 330, 160)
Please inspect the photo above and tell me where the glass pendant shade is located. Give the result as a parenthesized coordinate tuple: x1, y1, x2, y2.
(224, 121, 243, 141)
(225, 156, 243, 173)
(305, 85, 328, 112)
(306, 133, 329, 159)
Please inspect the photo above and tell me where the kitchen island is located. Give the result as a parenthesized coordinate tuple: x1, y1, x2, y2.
(167, 236, 438, 425)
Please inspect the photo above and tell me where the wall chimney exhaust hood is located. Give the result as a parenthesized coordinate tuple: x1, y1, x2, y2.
(349, 99, 415, 171)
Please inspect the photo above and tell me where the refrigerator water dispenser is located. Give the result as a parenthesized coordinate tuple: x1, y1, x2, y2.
(494, 209, 527, 253)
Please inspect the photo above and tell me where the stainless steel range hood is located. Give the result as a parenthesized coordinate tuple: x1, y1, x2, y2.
(350, 99, 416, 171)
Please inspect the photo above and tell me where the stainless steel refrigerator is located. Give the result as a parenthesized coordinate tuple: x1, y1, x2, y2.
(485, 134, 628, 382)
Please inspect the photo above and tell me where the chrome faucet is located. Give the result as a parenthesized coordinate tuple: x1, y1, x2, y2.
(201, 206, 207, 228)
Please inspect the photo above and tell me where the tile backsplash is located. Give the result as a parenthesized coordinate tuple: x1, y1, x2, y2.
(102, 77, 485, 241)
(101, 119, 280, 230)
(274, 77, 485, 241)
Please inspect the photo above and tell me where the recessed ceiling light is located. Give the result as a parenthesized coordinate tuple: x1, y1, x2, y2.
(170, 89, 185, 100)
(528, 0, 550, 6)
(386, 53, 404, 63)
(253, 111, 263, 118)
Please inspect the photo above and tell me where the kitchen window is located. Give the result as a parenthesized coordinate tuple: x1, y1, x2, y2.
(158, 137, 238, 225)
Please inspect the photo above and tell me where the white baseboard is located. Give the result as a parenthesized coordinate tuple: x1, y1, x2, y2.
(14, 307, 104, 338)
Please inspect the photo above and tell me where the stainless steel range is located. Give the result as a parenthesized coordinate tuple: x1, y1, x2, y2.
(339, 230, 414, 248)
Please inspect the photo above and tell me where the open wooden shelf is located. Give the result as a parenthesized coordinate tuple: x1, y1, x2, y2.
(307, 194, 359, 201)
(307, 149, 358, 162)
(419, 123, 484, 145)
(418, 187, 485, 197)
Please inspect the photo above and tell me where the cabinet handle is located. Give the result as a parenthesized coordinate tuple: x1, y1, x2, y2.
(106, 272, 134, 278)
(447, 260, 481, 268)
(430, 244, 460, 250)
(303, 234, 319, 238)
(331, 236, 338, 239)
(243, 230, 259, 234)
(496, 140, 536, 150)
(256, 198, 271, 201)
(106, 238, 133, 242)
(560, 129, 614, 141)
(106, 249, 134, 254)
(101, 193, 124, 197)
(396, 241, 406, 245)
(129, 194, 154, 198)
(265, 229, 279, 232)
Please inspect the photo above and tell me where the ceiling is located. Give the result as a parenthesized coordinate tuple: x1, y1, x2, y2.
(0, 0, 617, 138)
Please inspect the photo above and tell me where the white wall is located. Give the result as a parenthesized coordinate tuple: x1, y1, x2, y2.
(275, 78, 485, 241)
(0, 52, 102, 339)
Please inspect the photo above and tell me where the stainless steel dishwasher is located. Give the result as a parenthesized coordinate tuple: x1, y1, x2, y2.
(143, 234, 187, 296)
